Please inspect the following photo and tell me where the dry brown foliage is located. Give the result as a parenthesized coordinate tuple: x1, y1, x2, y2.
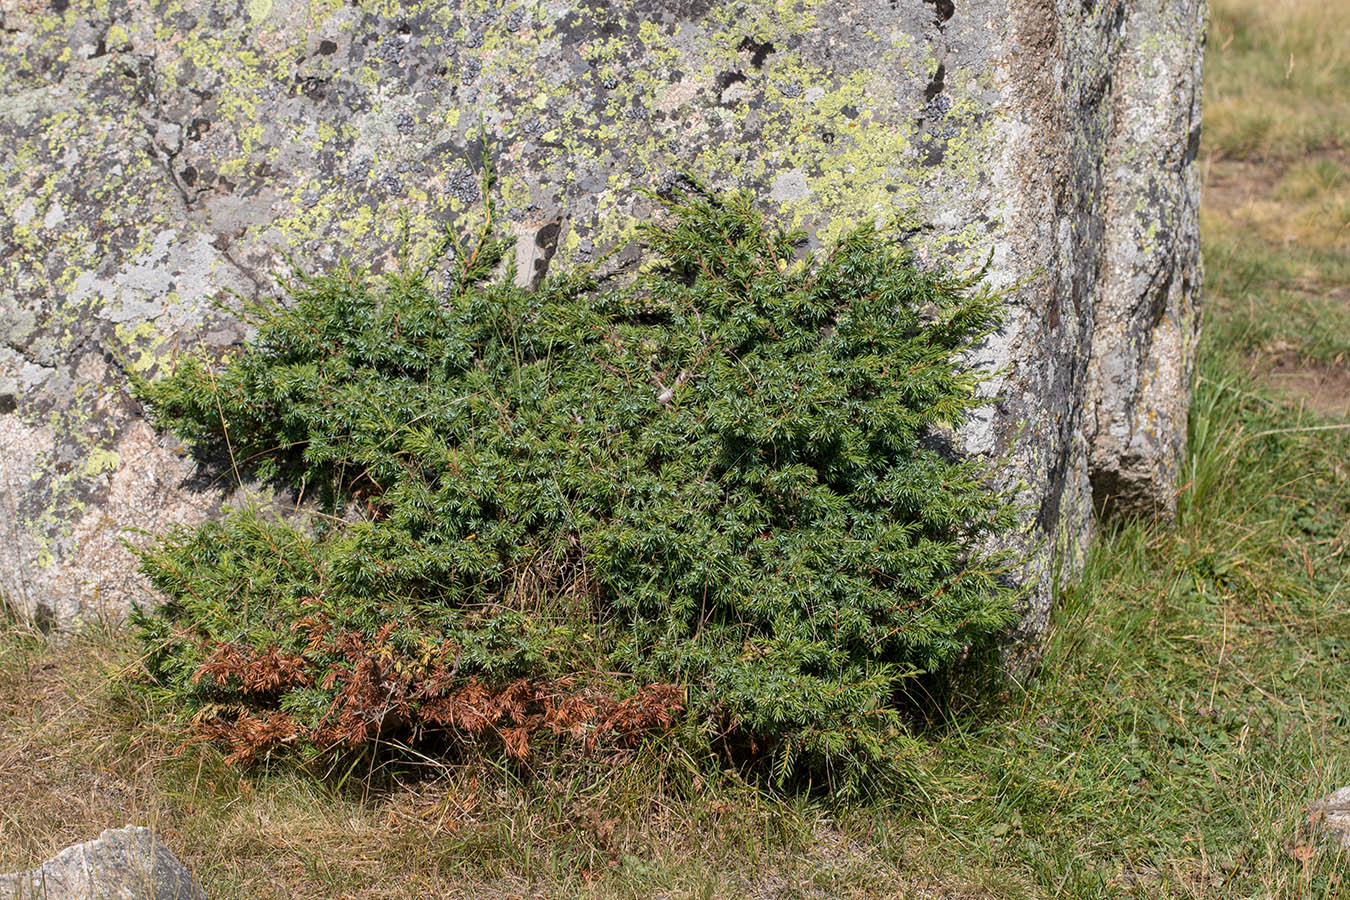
(188, 616, 683, 766)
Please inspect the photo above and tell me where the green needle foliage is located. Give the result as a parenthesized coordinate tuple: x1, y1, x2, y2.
(130, 185, 1019, 794)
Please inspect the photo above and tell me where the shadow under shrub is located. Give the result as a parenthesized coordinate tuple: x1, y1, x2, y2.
(131, 188, 1019, 795)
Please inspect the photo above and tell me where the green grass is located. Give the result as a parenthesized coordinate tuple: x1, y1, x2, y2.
(1202, 160, 1350, 367)
(899, 347, 1350, 897)
(4, 338, 1345, 899)
(2, 0, 1348, 895)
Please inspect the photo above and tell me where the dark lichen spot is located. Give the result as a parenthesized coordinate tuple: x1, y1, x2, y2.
(924, 0, 955, 23)
(181, 165, 198, 186)
(531, 220, 562, 282)
(921, 137, 946, 167)
(737, 36, 775, 69)
(821, 130, 835, 144)
(348, 157, 373, 181)
(51, 0, 68, 11)
(190, 117, 211, 139)
(716, 69, 747, 97)
(318, 39, 338, 55)
(447, 166, 479, 203)
(1183, 123, 1201, 168)
(308, 78, 329, 101)
(0, 393, 16, 415)
(924, 63, 946, 102)
(924, 93, 952, 120)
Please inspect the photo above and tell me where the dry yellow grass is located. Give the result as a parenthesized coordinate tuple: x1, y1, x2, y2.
(0, 623, 976, 899)
(1205, 0, 1350, 160)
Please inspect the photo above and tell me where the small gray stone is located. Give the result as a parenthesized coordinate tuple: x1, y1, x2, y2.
(1308, 787, 1350, 847)
(0, 826, 206, 900)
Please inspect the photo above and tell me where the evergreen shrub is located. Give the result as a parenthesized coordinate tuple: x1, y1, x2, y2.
(131, 186, 1019, 793)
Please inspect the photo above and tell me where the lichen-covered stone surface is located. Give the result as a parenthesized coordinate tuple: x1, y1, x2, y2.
(0, 826, 206, 899)
(0, 0, 1204, 639)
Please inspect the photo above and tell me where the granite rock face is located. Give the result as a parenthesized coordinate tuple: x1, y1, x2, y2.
(0, 826, 206, 900)
(0, 0, 1204, 639)
(1087, 0, 1204, 518)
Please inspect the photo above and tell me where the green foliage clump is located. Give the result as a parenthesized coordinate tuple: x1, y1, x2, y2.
(131, 187, 1018, 792)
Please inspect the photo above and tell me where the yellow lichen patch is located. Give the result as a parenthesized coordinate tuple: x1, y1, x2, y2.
(247, 0, 274, 24)
(499, 174, 533, 212)
(81, 448, 121, 479)
(112, 321, 172, 376)
(307, 0, 346, 19)
(337, 205, 377, 242)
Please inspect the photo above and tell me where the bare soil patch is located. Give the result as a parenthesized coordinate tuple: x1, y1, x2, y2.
(1202, 156, 1282, 210)
(1259, 350, 1350, 420)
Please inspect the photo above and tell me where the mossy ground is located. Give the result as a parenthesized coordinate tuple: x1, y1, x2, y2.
(2, 0, 1348, 896)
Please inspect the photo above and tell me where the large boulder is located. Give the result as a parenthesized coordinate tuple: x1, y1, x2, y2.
(0, 826, 206, 900)
(0, 0, 1203, 638)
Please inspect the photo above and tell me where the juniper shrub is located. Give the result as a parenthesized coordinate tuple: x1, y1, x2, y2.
(130, 187, 1019, 793)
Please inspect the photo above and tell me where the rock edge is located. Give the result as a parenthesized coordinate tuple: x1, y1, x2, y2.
(0, 826, 205, 900)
